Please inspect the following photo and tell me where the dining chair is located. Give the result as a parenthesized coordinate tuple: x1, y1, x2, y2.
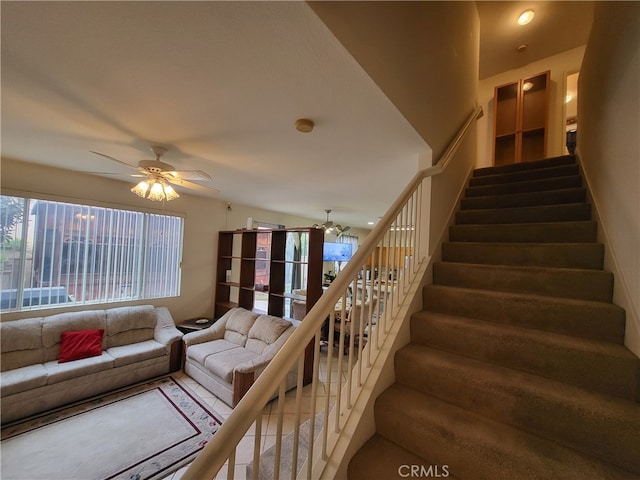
(334, 298, 378, 355)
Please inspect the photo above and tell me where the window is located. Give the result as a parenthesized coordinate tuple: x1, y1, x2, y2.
(0, 196, 183, 312)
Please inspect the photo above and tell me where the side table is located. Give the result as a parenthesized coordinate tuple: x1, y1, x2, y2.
(176, 318, 214, 370)
(177, 317, 214, 334)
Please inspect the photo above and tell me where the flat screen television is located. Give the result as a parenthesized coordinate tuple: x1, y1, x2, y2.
(323, 242, 353, 262)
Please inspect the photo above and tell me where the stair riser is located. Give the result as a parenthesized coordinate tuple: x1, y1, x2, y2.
(456, 203, 591, 224)
(394, 346, 640, 472)
(449, 222, 598, 243)
(442, 243, 604, 270)
(465, 175, 582, 198)
(461, 188, 586, 210)
(410, 315, 639, 401)
(375, 386, 632, 480)
(473, 155, 576, 177)
(422, 285, 626, 343)
(469, 164, 579, 187)
(433, 262, 613, 302)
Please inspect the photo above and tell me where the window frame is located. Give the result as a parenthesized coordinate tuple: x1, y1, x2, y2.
(0, 191, 185, 313)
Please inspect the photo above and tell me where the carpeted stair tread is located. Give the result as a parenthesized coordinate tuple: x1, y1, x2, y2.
(465, 174, 583, 197)
(473, 155, 576, 177)
(469, 163, 579, 187)
(449, 221, 598, 243)
(375, 385, 635, 480)
(348, 435, 461, 480)
(410, 311, 639, 401)
(461, 187, 586, 210)
(455, 202, 591, 224)
(433, 261, 612, 301)
(394, 345, 640, 473)
(442, 242, 604, 269)
(422, 284, 626, 343)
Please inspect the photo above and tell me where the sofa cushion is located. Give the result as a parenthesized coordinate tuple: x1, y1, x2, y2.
(223, 308, 259, 347)
(0, 364, 48, 397)
(204, 348, 260, 383)
(106, 305, 157, 348)
(187, 339, 239, 366)
(42, 310, 107, 363)
(246, 315, 293, 355)
(1, 317, 44, 371)
(107, 340, 167, 368)
(44, 353, 114, 385)
(58, 329, 104, 363)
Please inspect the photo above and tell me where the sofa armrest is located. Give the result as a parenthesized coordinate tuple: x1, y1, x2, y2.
(234, 354, 274, 375)
(154, 307, 183, 352)
(182, 320, 227, 347)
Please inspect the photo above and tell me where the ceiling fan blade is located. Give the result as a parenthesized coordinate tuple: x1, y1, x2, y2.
(166, 177, 220, 195)
(79, 171, 147, 178)
(89, 151, 139, 170)
(164, 170, 212, 182)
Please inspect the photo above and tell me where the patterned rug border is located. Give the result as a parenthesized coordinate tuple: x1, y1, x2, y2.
(1, 376, 223, 480)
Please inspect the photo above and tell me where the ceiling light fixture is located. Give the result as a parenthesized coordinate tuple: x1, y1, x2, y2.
(312, 209, 351, 236)
(516, 44, 528, 53)
(295, 118, 314, 133)
(131, 178, 180, 202)
(517, 9, 535, 25)
(522, 81, 534, 91)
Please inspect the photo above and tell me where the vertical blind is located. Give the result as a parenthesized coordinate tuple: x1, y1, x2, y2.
(0, 196, 183, 312)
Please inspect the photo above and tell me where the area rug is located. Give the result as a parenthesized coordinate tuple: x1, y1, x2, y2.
(1, 376, 223, 480)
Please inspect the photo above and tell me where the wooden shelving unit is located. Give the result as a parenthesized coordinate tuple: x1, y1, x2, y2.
(493, 70, 550, 165)
(214, 227, 323, 384)
(215, 228, 323, 320)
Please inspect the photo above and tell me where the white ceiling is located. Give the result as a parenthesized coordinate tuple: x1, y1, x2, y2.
(1, 1, 594, 229)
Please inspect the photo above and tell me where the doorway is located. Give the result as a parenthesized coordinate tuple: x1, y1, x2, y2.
(565, 72, 579, 154)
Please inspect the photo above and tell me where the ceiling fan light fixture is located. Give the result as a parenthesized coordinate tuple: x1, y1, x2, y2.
(163, 183, 180, 201)
(147, 181, 166, 202)
(131, 180, 150, 198)
(131, 179, 179, 202)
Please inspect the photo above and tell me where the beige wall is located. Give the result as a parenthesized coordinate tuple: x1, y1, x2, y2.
(310, 0, 480, 261)
(477, 46, 586, 168)
(0, 157, 369, 323)
(577, 2, 640, 356)
(309, 1, 479, 161)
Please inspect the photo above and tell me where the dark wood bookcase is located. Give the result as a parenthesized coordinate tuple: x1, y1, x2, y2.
(215, 228, 323, 320)
(214, 227, 324, 384)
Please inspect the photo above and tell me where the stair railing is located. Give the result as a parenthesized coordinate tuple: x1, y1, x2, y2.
(183, 104, 483, 480)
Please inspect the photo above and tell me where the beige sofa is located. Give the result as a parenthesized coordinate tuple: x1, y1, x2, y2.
(1, 305, 182, 424)
(183, 307, 297, 407)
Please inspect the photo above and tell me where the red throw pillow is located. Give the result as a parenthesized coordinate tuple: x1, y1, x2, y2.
(58, 329, 104, 363)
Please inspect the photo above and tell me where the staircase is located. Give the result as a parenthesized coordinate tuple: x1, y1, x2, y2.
(348, 155, 640, 480)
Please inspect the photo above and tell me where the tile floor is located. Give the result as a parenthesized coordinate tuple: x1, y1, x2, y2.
(164, 348, 350, 480)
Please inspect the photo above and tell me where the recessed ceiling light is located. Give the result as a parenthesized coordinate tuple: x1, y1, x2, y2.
(367, 221, 374, 225)
(518, 9, 535, 25)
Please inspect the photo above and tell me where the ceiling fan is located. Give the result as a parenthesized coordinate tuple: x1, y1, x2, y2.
(89, 145, 219, 201)
(313, 209, 351, 237)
